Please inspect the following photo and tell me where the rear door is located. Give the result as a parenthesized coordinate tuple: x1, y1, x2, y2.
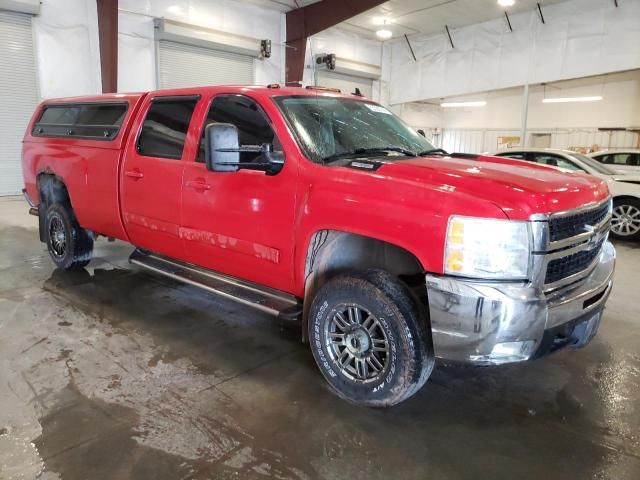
(595, 152, 640, 174)
(120, 94, 199, 258)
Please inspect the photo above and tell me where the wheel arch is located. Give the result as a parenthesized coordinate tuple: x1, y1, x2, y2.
(612, 194, 640, 204)
(300, 229, 428, 343)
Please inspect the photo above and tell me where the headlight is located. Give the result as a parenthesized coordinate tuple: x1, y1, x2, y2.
(444, 216, 531, 280)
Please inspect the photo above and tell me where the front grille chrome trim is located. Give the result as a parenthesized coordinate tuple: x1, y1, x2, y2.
(530, 197, 612, 222)
(543, 246, 605, 292)
(546, 216, 611, 254)
(529, 198, 612, 293)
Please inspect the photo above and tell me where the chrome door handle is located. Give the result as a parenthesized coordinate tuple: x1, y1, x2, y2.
(185, 179, 211, 191)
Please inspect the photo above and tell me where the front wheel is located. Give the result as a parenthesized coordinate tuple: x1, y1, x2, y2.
(44, 203, 94, 270)
(610, 198, 640, 241)
(308, 270, 434, 407)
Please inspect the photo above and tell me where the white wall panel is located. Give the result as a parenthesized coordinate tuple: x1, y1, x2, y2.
(118, 0, 283, 92)
(32, 0, 101, 99)
(388, 0, 640, 104)
(118, 11, 156, 92)
(438, 128, 638, 155)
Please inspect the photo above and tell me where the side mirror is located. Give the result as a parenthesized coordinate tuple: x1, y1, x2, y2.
(205, 123, 240, 172)
(205, 122, 285, 175)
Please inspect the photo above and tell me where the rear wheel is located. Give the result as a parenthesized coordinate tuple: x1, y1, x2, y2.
(44, 203, 93, 270)
(308, 270, 434, 407)
(611, 198, 640, 241)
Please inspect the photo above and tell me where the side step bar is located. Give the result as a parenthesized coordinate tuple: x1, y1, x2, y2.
(129, 249, 302, 321)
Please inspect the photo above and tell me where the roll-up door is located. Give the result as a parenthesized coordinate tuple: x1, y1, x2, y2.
(0, 10, 38, 195)
(317, 70, 373, 98)
(158, 41, 255, 89)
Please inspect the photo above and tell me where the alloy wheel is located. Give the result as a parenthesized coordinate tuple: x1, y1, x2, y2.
(325, 304, 390, 383)
(49, 214, 67, 258)
(611, 204, 640, 237)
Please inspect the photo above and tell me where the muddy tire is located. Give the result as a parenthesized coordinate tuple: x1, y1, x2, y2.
(308, 270, 434, 407)
(610, 198, 640, 241)
(44, 203, 93, 270)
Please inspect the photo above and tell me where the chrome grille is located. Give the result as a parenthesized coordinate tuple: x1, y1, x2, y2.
(548, 202, 610, 243)
(540, 200, 611, 291)
(545, 238, 605, 284)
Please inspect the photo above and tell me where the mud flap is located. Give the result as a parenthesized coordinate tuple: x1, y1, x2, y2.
(38, 203, 46, 243)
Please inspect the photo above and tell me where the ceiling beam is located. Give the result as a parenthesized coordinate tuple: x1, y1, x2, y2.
(285, 0, 386, 85)
(96, 0, 118, 93)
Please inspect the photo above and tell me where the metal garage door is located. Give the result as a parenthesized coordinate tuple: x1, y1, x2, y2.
(0, 10, 38, 196)
(158, 41, 255, 89)
(317, 70, 373, 98)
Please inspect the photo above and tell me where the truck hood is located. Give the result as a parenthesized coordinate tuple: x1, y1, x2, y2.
(376, 154, 610, 220)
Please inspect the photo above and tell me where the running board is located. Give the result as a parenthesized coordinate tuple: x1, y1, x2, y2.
(129, 250, 302, 321)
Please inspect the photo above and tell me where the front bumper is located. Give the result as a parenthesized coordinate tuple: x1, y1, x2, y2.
(425, 241, 615, 365)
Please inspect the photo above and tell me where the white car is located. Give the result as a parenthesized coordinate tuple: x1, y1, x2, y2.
(493, 148, 640, 241)
(589, 149, 640, 175)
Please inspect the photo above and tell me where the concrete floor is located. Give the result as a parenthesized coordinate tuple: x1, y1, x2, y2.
(0, 196, 639, 480)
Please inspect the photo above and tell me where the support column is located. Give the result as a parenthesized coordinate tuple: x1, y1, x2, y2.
(96, 0, 118, 93)
(520, 83, 530, 147)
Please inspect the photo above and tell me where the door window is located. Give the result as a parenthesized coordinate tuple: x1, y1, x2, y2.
(530, 153, 582, 171)
(198, 94, 280, 163)
(498, 151, 527, 160)
(137, 97, 198, 159)
(599, 153, 639, 166)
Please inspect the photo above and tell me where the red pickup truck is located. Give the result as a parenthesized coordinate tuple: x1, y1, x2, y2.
(22, 85, 615, 406)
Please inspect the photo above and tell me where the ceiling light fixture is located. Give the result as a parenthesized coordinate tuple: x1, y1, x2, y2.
(542, 96, 603, 103)
(498, 0, 515, 7)
(441, 101, 487, 108)
(376, 28, 393, 39)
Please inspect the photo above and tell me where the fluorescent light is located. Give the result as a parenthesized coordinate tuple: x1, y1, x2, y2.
(542, 96, 603, 103)
(498, 0, 515, 6)
(376, 29, 393, 39)
(441, 101, 487, 108)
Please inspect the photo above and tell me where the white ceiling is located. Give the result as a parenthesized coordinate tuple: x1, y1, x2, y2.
(243, 0, 570, 40)
(344, 0, 569, 39)
(239, 0, 321, 12)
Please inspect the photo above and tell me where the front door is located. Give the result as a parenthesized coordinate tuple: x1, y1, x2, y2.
(120, 95, 199, 258)
(181, 94, 297, 293)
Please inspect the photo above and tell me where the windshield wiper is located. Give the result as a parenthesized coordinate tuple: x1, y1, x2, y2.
(323, 147, 417, 164)
(418, 148, 449, 156)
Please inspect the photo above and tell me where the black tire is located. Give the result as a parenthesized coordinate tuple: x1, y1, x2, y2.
(610, 198, 640, 241)
(308, 270, 434, 407)
(44, 203, 93, 270)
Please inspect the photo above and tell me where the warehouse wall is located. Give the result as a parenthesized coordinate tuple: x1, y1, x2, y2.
(387, 0, 640, 105)
(32, 0, 102, 99)
(302, 27, 383, 101)
(435, 71, 640, 130)
(398, 70, 640, 153)
(27, 0, 285, 99)
(118, 0, 285, 92)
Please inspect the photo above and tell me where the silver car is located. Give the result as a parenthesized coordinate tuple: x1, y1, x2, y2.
(493, 148, 640, 241)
